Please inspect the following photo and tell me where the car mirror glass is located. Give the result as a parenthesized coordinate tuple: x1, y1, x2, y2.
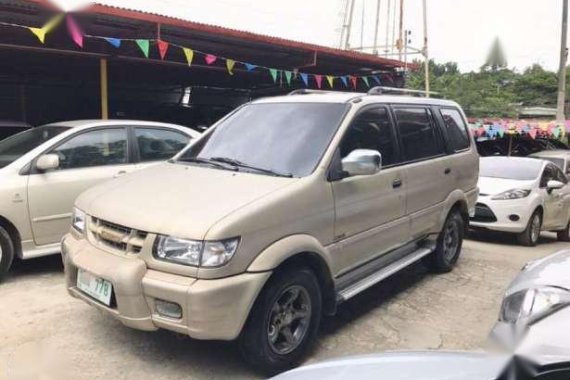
(36, 154, 60, 171)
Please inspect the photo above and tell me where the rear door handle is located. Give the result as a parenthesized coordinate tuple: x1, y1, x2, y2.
(392, 179, 402, 188)
(444, 168, 451, 175)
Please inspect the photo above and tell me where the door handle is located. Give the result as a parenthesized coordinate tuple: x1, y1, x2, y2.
(444, 168, 451, 175)
(392, 179, 402, 188)
(113, 171, 127, 178)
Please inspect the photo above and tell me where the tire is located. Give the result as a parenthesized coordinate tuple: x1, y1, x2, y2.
(517, 209, 542, 247)
(0, 225, 15, 282)
(556, 219, 570, 242)
(424, 210, 464, 273)
(239, 267, 322, 376)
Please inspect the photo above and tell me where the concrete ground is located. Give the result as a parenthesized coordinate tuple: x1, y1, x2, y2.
(1, 232, 568, 380)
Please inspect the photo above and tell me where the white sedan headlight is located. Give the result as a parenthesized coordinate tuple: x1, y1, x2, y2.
(500, 286, 570, 325)
(72, 207, 86, 233)
(491, 189, 531, 200)
(154, 236, 239, 267)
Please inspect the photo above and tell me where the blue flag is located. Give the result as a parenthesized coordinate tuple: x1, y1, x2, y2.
(245, 63, 257, 71)
(300, 73, 309, 86)
(104, 38, 121, 48)
(340, 76, 348, 87)
(372, 75, 382, 85)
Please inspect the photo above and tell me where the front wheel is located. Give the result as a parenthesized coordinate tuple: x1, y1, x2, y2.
(518, 210, 542, 246)
(0, 225, 15, 282)
(424, 210, 464, 273)
(239, 267, 322, 376)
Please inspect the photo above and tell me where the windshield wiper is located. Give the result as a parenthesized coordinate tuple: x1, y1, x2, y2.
(210, 157, 293, 178)
(175, 157, 237, 171)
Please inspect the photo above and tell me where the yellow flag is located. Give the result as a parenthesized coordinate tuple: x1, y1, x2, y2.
(29, 14, 63, 44)
(29, 27, 46, 43)
(326, 75, 334, 88)
(226, 59, 236, 75)
(183, 48, 194, 66)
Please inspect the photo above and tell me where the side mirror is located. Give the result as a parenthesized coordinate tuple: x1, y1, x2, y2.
(547, 180, 565, 193)
(36, 154, 60, 171)
(341, 149, 382, 177)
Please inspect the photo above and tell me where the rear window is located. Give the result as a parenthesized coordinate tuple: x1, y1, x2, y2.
(394, 107, 444, 161)
(440, 108, 470, 151)
(480, 158, 543, 180)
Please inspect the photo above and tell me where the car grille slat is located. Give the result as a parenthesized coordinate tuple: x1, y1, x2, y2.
(88, 217, 148, 254)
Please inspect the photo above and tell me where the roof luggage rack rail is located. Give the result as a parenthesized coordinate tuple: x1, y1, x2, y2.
(288, 89, 342, 96)
(367, 86, 440, 97)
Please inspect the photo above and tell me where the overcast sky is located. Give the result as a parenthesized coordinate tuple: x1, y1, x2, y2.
(57, 0, 566, 73)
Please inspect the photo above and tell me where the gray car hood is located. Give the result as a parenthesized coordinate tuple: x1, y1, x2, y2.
(271, 352, 509, 380)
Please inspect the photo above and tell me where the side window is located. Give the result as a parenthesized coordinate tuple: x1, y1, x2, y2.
(135, 128, 190, 162)
(540, 165, 555, 188)
(553, 165, 568, 184)
(440, 108, 470, 151)
(49, 128, 127, 170)
(394, 107, 444, 162)
(340, 106, 397, 167)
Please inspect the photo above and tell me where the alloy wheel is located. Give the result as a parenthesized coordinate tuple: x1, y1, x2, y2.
(267, 285, 312, 355)
(443, 219, 459, 262)
(530, 214, 541, 243)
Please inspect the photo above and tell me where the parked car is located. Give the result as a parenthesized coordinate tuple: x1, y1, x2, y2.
(62, 90, 479, 374)
(0, 120, 200, 279)
(476, 136, 568, 157)
(529, 150, 570, 176)
(470, 156, 570, 246)
(0, 120, 31, 141)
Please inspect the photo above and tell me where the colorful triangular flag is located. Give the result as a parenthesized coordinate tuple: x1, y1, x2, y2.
(157, 40, 169, 60)
(284, 71, 292, 85)
(136, 39, 150, 58)
(29, 14, 63, 44)
(314, 74, 323, 89)
(326, 75, 334, 88)
(372, 75, 382, 85)
(269, 68, 278, 83)
(300, 73, 309, 86)
(205, 54, 217, 65)
(340, 76, 348, 87)
(104, 37, 121, 48)
(350, 75, 358, 89)
(245, 63, 257, 71)
(226, 59, 236, 75)
(362, 76, 370, 88)
(66, 15, 83, 48)
(183, 48, 194, 66)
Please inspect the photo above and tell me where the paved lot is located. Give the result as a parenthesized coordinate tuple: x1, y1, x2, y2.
(1, 232, 568, 379)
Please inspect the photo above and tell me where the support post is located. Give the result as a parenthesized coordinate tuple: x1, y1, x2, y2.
(423, 0, 430, 97)
(100, 58, 109, 120)
(556, 0, 568, 122)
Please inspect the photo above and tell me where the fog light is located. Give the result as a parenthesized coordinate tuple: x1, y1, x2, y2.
(155, 299, 182, 319)
(509, 214, 520, 222)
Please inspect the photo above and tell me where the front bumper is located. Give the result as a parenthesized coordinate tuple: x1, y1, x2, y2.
(62, 233, 271, 340)
(470, 196, 533, 233)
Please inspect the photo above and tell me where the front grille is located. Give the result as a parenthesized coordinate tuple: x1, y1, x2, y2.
(88, 217, 148, 254)
(471, 203, 497, 223)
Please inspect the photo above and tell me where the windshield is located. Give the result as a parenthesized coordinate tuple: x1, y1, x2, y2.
(178, 102, 348, 177)
(480, 158, 543, 180)
(0, 125, 68, 169)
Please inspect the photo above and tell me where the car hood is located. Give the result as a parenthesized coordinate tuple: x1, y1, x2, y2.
(76, 162, 297, 239)
(270, 352, 509, 380)
(478, 177, 535, 196)
(506, 249, 570, 295)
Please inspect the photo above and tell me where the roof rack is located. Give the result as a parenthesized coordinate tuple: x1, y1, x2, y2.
(367, 86, 439, 97)
(288, 89, 342, 96)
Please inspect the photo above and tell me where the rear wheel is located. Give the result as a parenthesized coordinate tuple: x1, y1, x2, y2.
(0, 225, 15, 281)
(424, 210, 464, 273)
(518, 210, 542, 246)
(239, 267, 322, 376)
(556, 219, 570, 242)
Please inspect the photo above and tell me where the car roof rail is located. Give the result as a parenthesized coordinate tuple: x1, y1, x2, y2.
(367, 86, 440, 97)
(288, 89, 342, 96)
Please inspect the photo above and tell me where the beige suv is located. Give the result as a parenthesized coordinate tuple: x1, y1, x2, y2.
(62, 89, 479, 374)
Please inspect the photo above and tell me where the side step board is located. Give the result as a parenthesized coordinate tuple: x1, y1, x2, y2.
(337, 247, 434, 302)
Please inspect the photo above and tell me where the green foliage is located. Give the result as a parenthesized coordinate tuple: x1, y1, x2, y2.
(407, 60, 567, 118)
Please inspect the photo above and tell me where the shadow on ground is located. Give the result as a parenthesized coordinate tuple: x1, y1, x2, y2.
(467, 229, 559, 246)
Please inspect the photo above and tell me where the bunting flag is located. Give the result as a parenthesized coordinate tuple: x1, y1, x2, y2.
(350, 75, 358, 89)
(104, 37, 121, 48)
(226, 59, 236, 75)
(29, 14, 63, 44)
(66, 15, 83, 48)
(157, 40, 169, 60)
(284, 71, 292, 85)
(498, 126, 505, 138)
(552, 126, 561, 139)
(245, 63, 257, 71)
(182, 48, 194, 66)
(136, 39, 150, 58)
(314, 74, 323, 89)
(362, 76, 370, 88)
(205, 54, 217, 65)
(372, 75, 382, 85)
(269, 68, 278, 83)
(340, 76, 348, 87)
(300, 73, 309, 86)
(528, 128, 537, 139)
(326, 75, 334, 88)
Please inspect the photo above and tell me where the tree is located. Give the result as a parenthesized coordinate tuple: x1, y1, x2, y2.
(482, 37, 508, 72)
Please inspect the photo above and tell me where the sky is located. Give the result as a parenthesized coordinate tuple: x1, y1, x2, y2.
(54, 0, 567, 73)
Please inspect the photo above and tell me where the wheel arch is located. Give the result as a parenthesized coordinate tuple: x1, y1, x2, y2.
(0, 215, 21, 258)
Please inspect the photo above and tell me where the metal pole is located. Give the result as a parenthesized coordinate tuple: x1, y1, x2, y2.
(385, 0, 391, 56)
(344, 0, 356, 49)
(398, 0, 404, 61)
(556, 0, 568, 122)
(423, 0, 430, 97)
(100, 58, 109, 120)
(339, 0, 351, 48)
(391, 0, 397, 53)
(360, 0, 365, 50)
(373, 0, 382, 55)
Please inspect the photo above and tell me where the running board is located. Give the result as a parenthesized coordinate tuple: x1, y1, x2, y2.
(337, 247, 434, 302)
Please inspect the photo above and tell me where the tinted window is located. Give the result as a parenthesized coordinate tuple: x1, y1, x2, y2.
(394, 107, 444, 161)
(540, 165, 556, 188)
(49, 128, 128, 170)
(440, 108, 470, 151)
(0, 126, 67, 169)
(552, 165, 568, 184)
(481, 158, 543, 181)
(135, 128, 189, 162)
(539, 157, 565, 172)
(180, 103, 348, 177)
(340, 107, 397, 166)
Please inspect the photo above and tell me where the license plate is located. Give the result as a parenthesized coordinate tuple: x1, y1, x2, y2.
(77, 269, 113, 306)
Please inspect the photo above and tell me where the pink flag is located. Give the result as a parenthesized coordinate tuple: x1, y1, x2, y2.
(205, 54, 217, 65)
(350, 75, 358, 89)
(66, 15, 83, 48)
(528, 129, 537, 139)
(314, 75, 323, 89)
(157, 40, 169, 60)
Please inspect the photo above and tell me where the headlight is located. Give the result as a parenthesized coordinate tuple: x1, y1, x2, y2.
(491, 189, 531, 200)
(72, 208, 86, 233)
(500, 286, 570, 324)
(154, 236, 239, 267)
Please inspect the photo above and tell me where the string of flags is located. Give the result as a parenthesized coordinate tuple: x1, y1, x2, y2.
(468, 119, 570, 141)
(0, 13, 388, 89)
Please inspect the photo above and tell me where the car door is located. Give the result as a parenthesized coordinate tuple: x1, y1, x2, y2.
(550, 164, 570, 228)
(27, 127, 133, 246)
(539, 164, 563, 229)
(392, 106, 451, 240)
(330, 105, 408, 274)
(132, 127, 191, 170)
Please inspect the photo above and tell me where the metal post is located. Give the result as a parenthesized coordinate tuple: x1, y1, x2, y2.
(398, 0, 404, 61)
(100, 58, 109, 120)
(373, 0, 382, 55)
(423, 0, 430, 97)
(385, 0, 391, 56)
(344, 0, 356, 49)
(556, 0, 568, 122)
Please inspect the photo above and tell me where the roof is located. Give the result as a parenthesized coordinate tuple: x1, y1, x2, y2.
(45, 119, 201, 137)
(529, 150, 570, 158)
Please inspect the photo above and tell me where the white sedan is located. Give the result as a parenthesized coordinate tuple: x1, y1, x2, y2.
(470, 156, 570, 246)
